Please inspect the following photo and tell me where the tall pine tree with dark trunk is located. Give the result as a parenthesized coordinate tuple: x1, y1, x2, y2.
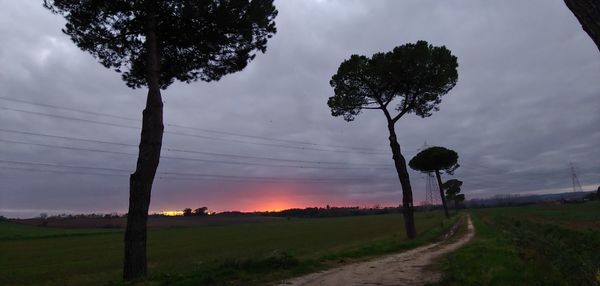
(409, 146, 459, 219)
(43, 0, 277, 280)
(327, 41, 458, 238)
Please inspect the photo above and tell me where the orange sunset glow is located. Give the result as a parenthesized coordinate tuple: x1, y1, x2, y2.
(214, 183, 324, 212)
(152, 181, 400, 214)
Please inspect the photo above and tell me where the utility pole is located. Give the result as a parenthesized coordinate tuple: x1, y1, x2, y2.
(570, 162, 584, 192)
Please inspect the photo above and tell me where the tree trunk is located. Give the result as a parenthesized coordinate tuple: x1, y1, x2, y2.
(123, 12, 163, 281)
(564, 0, 600, 52)
(386, 122, 416, 239)
(434, 170, 450, 218)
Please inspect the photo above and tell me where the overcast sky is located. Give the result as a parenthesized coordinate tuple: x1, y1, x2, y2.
(1, 0, 599, 218)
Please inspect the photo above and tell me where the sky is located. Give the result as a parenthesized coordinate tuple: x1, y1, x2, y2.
(1, 0, 599, 218)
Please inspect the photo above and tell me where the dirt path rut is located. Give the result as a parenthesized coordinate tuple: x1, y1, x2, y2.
(279, 215, 475, 286)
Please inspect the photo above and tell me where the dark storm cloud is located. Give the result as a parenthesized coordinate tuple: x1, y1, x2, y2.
(1, 0, 598, 217)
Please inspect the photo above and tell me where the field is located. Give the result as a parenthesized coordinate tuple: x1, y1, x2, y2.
(17, 214, 282, 229)
(436, 201, 600, 286)
(0, 212, 456, 285)
(4, 202, 597, 286)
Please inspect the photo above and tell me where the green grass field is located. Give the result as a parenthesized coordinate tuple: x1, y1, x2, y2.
(436, 201, 600, 286)
(0, 212, 456, 285)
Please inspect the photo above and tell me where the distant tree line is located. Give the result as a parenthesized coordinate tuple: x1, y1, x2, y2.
(257, 204, 461, 218)
(465, 190, 598, 208)
(42, 213, 125, 219)
(183, 207, 209, 217)
(260, 206, 401, 218)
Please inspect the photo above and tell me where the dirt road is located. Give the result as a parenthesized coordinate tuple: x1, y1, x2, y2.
(279, 215, 475, 286)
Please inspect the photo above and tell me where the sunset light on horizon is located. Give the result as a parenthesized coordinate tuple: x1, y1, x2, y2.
(149, 181, 405, 214)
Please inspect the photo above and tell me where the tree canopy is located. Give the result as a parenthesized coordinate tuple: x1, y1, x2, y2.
(443, 179, 465, 210)
(443, 179, 463, 199)
(43, 0, 278, 89)
(328, 40, 458, 122)
(409, 146, 459, 174)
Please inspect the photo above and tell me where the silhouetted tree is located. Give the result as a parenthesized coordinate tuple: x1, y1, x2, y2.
(43, 0, 277, 280)
(328, 41, 458, 238)
(193, 207, 208, 216)
(442, 179, 464, 212)
(409, 146, 459, 218)
(182, 208, 193, 217)
(564, 0, 600, 52)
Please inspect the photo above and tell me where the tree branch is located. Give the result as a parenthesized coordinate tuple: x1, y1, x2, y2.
(391, 88, 420, 123)
(381, 105, 393, 123)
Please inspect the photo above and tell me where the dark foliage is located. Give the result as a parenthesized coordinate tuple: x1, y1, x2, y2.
(564, 0, 600, 52)
(328, 40, 458, 122)
(193, 207, 208, 216)
(263, 206, 401, 218)
(43, 0, 278, 89)
(409, 146, 459, 174)
(442, 179, 465, 210)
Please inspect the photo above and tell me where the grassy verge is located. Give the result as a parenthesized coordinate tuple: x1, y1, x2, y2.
(435, 201, 600, 286)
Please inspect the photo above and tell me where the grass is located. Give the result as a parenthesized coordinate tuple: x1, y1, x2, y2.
(0, 220, 118, 240)
(0, 212, 457, 285)
(435, 201, 600, 286)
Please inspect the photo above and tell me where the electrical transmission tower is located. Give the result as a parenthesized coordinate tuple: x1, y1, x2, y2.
(425, 172, 437, 205)
(418, 141, 438, 206)
(570, 163, 584, 192)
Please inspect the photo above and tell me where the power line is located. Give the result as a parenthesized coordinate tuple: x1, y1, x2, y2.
(0, 159, 381, 182)
(0, 128, 391, 167)
(0, 166, 336, 184)
(0, 165, 328, 184)
(0, 165, 127, 178)
(0, 128, 134, 147)
(0, 138, 390, 170)
(0, 138, 134, 156)
(0, 96, 390, 153)
(167, 123, 388, 152)
(0, 96, 138, 122)
(168, 129, 390, 155)
(0, 159, 131, 173)
(166, 148, 389, 167)
(155, 175, 391, 184)
(2, 130, 538, 177)
(0, 106, 138, 129)
(0, 105, 389, 155)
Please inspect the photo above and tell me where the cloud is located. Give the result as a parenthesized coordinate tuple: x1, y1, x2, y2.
(0, 0, 598, 218)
